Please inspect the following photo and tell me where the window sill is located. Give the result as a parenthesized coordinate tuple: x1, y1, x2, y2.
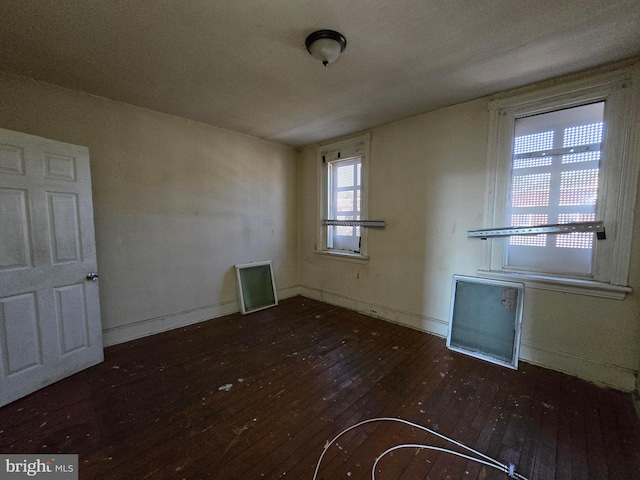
(477, 270, 631, 300)
(315, 249, 369, 264)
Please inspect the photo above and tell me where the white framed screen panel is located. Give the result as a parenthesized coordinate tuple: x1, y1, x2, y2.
(447, 275, 524, 369)
(235, 261, 278, 314)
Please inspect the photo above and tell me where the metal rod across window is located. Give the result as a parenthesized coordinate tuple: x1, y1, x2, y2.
(323, 220, 386, 228)
(467, 221, 605, 239)
(513, 142, 601, 160)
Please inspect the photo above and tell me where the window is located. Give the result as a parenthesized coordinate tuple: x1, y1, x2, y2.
(482, 66, 640, 298)
(506, 102, 603, 275)
(328, 157, 361, 251)
(317, 133, 370, 258)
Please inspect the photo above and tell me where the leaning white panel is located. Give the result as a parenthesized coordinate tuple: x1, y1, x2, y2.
(447, 275, 524, 369)
(235, 261, 278, 314)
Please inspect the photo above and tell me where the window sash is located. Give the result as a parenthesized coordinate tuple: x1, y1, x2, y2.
(505, 103, 604, 275)
(328, 158, 361, 252)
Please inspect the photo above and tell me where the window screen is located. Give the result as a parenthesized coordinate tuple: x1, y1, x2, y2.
(447, 275, 524, 369)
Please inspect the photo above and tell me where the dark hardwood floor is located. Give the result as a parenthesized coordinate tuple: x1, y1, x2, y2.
(1, 296, 639, 479)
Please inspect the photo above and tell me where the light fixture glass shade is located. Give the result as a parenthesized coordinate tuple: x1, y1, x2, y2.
(308, 38, 342, 65)
(305, 30, 347, 66)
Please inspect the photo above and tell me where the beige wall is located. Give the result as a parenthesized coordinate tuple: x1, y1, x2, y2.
(2, 70, 638, 392)
(0, 72, 299, 344)
(299, 97, 640, 391)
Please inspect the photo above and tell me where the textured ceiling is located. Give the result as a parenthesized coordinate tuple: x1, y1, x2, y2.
(1, 0, 639, 147)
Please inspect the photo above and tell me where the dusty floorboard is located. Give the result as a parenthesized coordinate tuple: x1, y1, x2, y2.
(1, 296, 639, 479)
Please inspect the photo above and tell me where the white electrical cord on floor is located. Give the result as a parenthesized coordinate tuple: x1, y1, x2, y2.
(311, 417, 529, 480)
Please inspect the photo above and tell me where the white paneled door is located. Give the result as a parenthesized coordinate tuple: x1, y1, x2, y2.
(0, 128, 103, 407)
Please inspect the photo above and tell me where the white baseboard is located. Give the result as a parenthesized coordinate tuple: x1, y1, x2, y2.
(102, 301, 238, 347)
(300, 285, 637, 392)
(299, 286, 449, 337)
(103, 284, 636, 392)
(519, 341, 636, 391)
(102, 285, 300, 347)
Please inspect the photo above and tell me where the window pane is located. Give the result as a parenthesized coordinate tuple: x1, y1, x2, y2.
(562, 150, 600, 164)
(563, 122, 603, 147)
(511, 173, 550, 207)
(559, 169, 599, 206)
(337, 191, 354, 212)
(556, 213, 596, 249)
(509, 214, 548, 246)
(514, 155, 554, 169)
(514, 131, 554, 154)
(336, 225, 353, 236)
(326, 155, 363, 253)
(337, 164, 354, 187)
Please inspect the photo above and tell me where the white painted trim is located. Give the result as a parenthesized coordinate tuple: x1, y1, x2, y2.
(278, 285, 302, 300)
(102, 285, 300, 346)
(477, 270, 631, 300)
(313, 250, 370, 263)
(612, 69, 640, 283)
(300, 285, 636, 391)
(519, 341, 636, 391)
(299, 286, 449, 337)
(104, 281, 635, 391)
(483, 63, 640, 288)
(102, 301, 238, 346)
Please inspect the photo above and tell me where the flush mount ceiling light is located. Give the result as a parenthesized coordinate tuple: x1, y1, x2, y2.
(305, 29, 347, 66)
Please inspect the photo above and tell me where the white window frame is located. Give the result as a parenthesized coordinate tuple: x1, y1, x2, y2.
(316, 133, 370, 261)
(480, 66, 640, 299)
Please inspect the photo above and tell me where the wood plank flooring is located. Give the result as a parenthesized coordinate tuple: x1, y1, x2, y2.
(1, 296, 639, 479)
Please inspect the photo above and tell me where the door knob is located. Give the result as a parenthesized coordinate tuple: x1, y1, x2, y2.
(86, 272, 99, 281)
